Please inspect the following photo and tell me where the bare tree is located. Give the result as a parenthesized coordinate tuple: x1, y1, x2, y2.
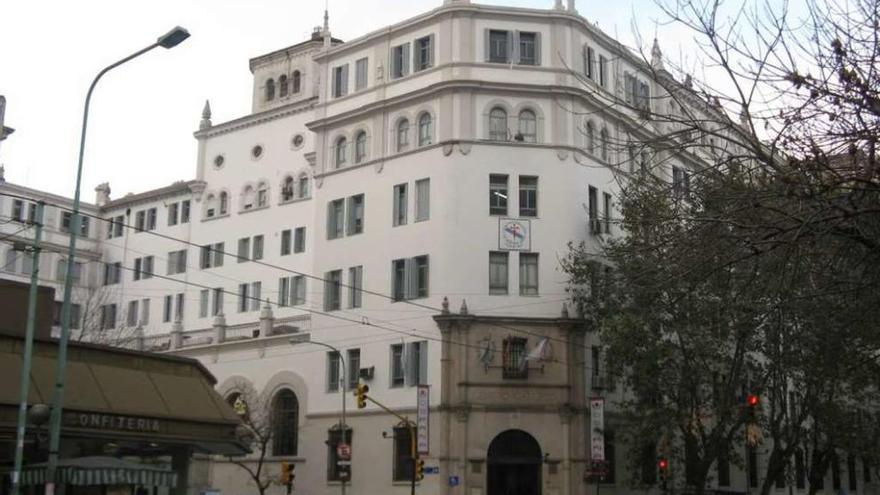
(225, 380, 280, 495)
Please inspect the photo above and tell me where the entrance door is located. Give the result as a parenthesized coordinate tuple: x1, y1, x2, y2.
(487, 429, 542, 495)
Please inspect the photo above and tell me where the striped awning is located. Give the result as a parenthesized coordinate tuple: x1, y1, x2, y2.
(13, 457, 177, 487)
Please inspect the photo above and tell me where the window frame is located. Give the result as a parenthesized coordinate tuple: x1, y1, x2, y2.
(489, 251, 509, 295)
(489, 174, 509, 216)
(519, 252, 539, 296)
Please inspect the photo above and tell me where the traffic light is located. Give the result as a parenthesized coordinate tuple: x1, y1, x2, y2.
(414, 456, 425, 481)
(657, 458, 669, 479)
(747, 394, 759, 407)
(280, 461, 292, 484)
(354, 383, 370, 409)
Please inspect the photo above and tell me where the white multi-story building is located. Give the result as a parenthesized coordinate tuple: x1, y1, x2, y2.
(3, 2, 876, 495)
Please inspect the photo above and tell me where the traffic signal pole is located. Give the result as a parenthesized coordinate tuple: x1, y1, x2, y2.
(360, 393, 419, 495)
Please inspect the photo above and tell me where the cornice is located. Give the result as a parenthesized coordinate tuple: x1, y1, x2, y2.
(193, 97, 319, 139)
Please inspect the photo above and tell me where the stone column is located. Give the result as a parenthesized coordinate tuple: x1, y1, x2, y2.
(213, 312, 227, 344)
(169, 320, 184, 350)
(259, 303, 274, 337)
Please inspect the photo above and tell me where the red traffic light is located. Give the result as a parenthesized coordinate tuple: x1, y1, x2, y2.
(747, 394, 759, 407)
(658, 458, 668, 470)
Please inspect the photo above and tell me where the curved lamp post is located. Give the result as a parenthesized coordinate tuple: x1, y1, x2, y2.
(41, 26, 190, 495)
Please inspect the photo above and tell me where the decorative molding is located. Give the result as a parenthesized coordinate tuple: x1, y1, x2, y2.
(556, 149, 569, 160)
(442, 143, 454, 156)
(458, 142, 472, 155)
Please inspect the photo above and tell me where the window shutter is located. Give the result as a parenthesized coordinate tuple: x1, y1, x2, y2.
(331, 68, 337, 97)
(402, 43, 411, 76)
(405, 257, 417, 299)
(390, 47, 398, 78)
(484, 29, 491, 61)
(418, 341, 428, 385)
(405, 342, 417, 386)
(534, 32, 542, 65)
(327, 202, 334, 239)
(510, 31, 518, 64)
(427, 34, 436, 67)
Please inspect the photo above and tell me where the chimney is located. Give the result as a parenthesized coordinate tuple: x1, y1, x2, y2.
(94, 182, 111, 207)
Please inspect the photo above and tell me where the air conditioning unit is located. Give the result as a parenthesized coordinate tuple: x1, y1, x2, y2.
(591, 374, 608, 390)
(359, 366, 375, 381)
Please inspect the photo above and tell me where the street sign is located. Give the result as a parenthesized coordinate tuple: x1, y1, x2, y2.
(417, 385, 430, 454)
(448, 475, 460, 487)
(590, 397, 605, 461)
(337, 442, 351, 460)
(425, 466, 439, 474)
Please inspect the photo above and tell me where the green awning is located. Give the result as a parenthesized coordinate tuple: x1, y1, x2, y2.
(14, 456, 177, 487)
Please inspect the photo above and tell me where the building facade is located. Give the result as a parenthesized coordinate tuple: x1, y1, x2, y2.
(1, 2, 877, 495)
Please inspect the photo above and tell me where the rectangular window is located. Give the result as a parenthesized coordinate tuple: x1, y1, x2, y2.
(237, 237, 250, 262)
(135, 210, 145, 232)
(212, 288, 224, 316)
(250, 282, 261, 311)
(127, 300, 139, 327)
(390, 344, 405, 387)
(518, 32, 537, 65)
(489, 251, 509, 295)
(278, 277, 291, 307)
(406, 341, 428, 385)
(347, 348, 361, 389)
(324, 269, 342, 311)
(502, 337, 528, 379)
(603, 192, 612, 234)
(168, 202, 179, 226)
(294, 227, 306, 253)
(584, 45, 595, 79)
(415, 35, 433, 72)
(252, 235, 264, 261)
(292, 275, 306, 305)
(199, 289, 209, 318)
(62, 213, 89, 237)
(327, 199, 345, 239)
(347, 194, 365, 235)
(588, 186, 600, 234)
(489, 174, 508, 215)
(12, 200, 24, 222)
(391, 256, 429, 301)
(348, 265, 363, 308)
(355, 57, 369, 90)
(332, 64, 348, 98)
(175, 293, 185, 321)
(393, 184, 407, 226)
(415, 178, 430, 222)
(327, 351, 341, 392)
(134, 257, 143, 281)
(167, 249, 187, 275)
(201, 242, 224, 268)
(392, 259, 406, 301)
(238, 283, 249, 313)
(599, 55, 608, 87)
(519, 176, 538, 217)
(101, 304, 117, 330)
(140, 299, 150, 326)
(163, 295, 173, 323)
(181, 200, 191, 223)
(519, 253, 539, 295)
(103, 262, 121, 285)
(393, 426, 415, 481)
(391, 43, 410, 79)
(488, 30, 509, 63)
(281, 229, 292, 256)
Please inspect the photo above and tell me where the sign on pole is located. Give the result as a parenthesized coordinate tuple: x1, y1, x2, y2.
(337, 442, 351, 461)
(417, 385, 430, 454)
(590, 397, 605, 461)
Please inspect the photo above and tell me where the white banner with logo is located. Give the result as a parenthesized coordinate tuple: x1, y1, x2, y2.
(590, 397, 605, 461)
(417, 385, 430, 454)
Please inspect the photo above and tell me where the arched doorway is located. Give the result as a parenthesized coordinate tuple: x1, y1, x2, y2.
(487, 429, 542, 495)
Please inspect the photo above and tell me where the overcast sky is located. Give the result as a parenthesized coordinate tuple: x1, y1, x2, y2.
(1, 0, 697, 201)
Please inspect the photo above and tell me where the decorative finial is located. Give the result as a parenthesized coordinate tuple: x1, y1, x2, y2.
(200, 100, 212, 130)
(651, 38, 664, 71)
(554, 0, 564, 9)
(442, 296, 450, 314)
(460, 299, 469, 315)
(561, 302, 569, 318)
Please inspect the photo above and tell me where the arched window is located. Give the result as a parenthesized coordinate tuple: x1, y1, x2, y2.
(205, 194, 217, 218)
(335, 137, 348, 168)
(292, 71, 301, 93)
(355, 131, 367, 163)
(518, 109, 537, 142)
(265, 79, 276, 101)
(242, 186, 255, 210)
(600, 127, 609, 161)
(219, 191, 229, 214)
(585, 121, 595, 155)
(489, 107, 508, 140)
(418, 113, 433, 146)
(272, 389, 299, 456)
(257, 182, 269, 207)
(297, 173, 309, 198)
(279, 75, 289, 97)
(397, 119, 409, 152)
(282, 176, 295, 201)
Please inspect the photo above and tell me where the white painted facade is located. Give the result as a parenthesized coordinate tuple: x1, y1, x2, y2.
(3, 2, 876, 495)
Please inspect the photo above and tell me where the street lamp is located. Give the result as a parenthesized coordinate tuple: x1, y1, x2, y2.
(289, 333, 348, 495)
(44, 26, 190, 495)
